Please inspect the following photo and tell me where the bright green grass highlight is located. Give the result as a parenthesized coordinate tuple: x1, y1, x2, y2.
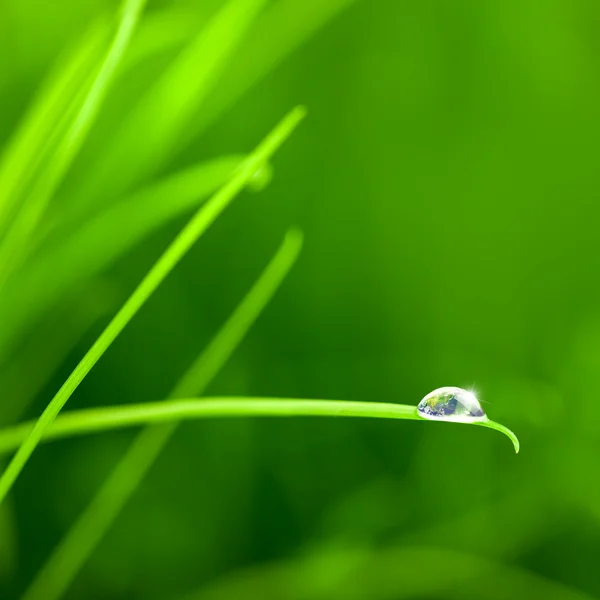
(192, 0, 357, 140)
(0, 106, 306, 506)
(0, 0, 147, 286)
(19, 227, 303, 600)
(83, 0, 269, 203)
(0, 0, 356, 363)
(121, 9, 200, 75)
(0, 400, 519, 457)
(0, 21, 106, 235)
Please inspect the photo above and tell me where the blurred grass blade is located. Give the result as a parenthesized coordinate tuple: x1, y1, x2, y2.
(0, 5, 200, 244)
(0, 399, 519, 457)
(0, 21, 107, 236)
(43, 155, 244, 276)
(19, 228, 303, 600)
(0, 0, 147, 287)
(0, 155, 244, 362)
(0, 106, 305, 506)
(82, 0, 269, 203)
(191, 0, 357, 140)
(121, 8, 203, 74)
(177, 545, 595, 600)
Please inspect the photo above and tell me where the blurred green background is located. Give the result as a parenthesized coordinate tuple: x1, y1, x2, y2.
(1, 0, 600, 598)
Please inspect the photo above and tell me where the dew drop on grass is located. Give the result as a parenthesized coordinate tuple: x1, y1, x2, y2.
(417, 386, 487, 423)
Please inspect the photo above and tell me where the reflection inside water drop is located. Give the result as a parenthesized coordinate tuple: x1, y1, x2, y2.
(417, 387, 487, 423)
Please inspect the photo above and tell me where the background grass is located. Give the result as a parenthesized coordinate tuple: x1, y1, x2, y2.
(1, 0, 600, 599)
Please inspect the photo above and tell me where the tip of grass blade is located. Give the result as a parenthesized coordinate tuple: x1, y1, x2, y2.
(478, 419, 520, 453)
(284, 226, 304, 253)
(293, 105, 308, 119)
(274, 105, 306, 138)
(280, 105, 307, 133)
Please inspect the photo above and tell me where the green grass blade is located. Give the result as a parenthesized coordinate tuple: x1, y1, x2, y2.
(0, 6, 196, 245)
(44, 154, 244, 269)
(81, 0, 269, 204)
(0, 106, 306, 505)
(0, 155, 244, 362)
(18, 227, 303, 600)
(169, 229, 303, 398)
(0, 0, 147, 286)
(121, 8, 202, 74)
(0, 399, 519, 457)
(0, 21, 108, 236)
(47, 155, 244, 260)
(177, 545, 593, 600)
(474, 419, 520, 453)
(189, 0, 357, 140)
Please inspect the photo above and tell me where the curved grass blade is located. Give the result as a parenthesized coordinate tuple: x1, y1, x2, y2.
(474, 419, 520, 453)
(80, 0, 269, 205)
(0, 155, 244, 362)
(19, 228, 303, 600)
(0, 399, 518, 457)
(0, 106, 306, 506)
(0, 0, 147, 287)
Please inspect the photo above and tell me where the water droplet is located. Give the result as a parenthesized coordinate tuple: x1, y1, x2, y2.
(247, 161, 273, 192)
(417, 387, 487, 423)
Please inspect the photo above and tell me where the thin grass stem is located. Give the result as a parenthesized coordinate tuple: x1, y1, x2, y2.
(0, 399, 519, 458)
(0, 0, 148, 286)
(0, 106, 306, 505)
(18, 227, 303, 600)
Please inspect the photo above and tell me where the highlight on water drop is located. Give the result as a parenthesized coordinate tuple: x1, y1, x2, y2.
(417, 386, 488, 423)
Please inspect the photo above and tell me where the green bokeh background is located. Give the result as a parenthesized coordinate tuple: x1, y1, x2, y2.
(1, 0, 600, 598)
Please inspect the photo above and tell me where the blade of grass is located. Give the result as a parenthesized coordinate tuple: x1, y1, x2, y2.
(0, 400, 519, 457)
(80, 0, 269, 205)
(121, 8, 203, 75)
(0, 20, 108, 236)
(0, 155, 244, 362)
(0, 106, 306, 505)
(19, 227, 303, 600)
(188, 0, 357, 141)
(0, 6, 195, 251)
(47, 155, 244, 255)
(0, 0, 147, 287)
(42, 155, 244, 271)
